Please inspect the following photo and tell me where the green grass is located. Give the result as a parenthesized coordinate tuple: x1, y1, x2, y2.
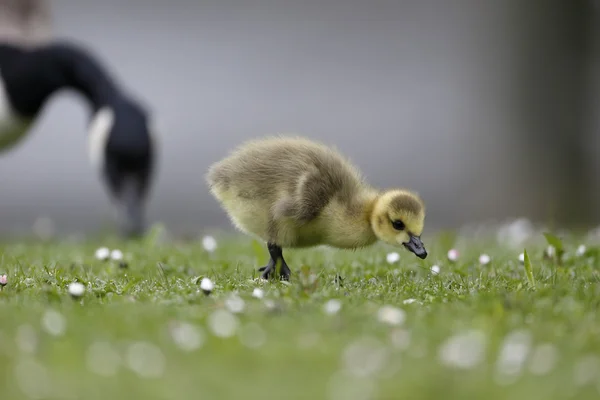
(1, 228, 600, 400)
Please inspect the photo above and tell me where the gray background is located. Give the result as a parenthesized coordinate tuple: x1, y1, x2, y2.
(0, 0, 598, 236)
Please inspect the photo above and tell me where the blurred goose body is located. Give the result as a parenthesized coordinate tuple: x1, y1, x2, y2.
(0, 40, 156, 236)
(207, 136, 427, 281)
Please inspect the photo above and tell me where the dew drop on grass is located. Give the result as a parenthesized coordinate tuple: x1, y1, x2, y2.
(41, 309, 66, 337)
(430, 265, 440, 275)
(494, 329, 532, 385)
(496, 218, 533, 248)
(224, 294, 246, 314)
(68, 282, 85, 298)
(576, 244, 587, 257)
(199, 278, 214, 294)
(125, 341, 165, 379)
(202, 235, 217, 252)
(323, 299, 342, 315)
(447, 249, 459, 262)
(252, 288, 264, 299)
(208, 309, 239, 338)
(386, 252, 400, 264)
(402, 299, 417, 305)
(95, 247, 110, 261)
(86, 341, 121, 377)
(438, 330, 486, 370)
(169, 321, 204, 352)
(479, 254, 491, 265)
(518, 253, 525, 264)
(377, 306, 406, 326)
(110, 249, 124, 261)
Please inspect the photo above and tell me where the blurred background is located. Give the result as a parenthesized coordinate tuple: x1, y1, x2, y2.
(0, 0, 599, 237)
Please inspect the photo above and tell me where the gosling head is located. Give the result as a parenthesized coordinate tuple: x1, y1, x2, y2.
(370, 189, 427, 259)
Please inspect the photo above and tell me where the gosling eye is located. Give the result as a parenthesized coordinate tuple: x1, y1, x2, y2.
(391, 220, 405, 231)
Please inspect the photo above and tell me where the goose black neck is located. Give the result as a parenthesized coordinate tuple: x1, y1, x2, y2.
(49, 42, 121, 111)
(0, 40, 124, 116)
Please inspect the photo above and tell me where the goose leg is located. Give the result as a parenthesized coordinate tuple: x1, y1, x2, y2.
(258, 242, 291, 281)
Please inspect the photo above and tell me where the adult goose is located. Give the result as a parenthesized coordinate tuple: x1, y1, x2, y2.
(0, 39, 157, 237)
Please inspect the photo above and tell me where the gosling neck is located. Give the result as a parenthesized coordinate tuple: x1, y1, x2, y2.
(365, 189, 382, 237)
(342, 188, 380, 248)
(1, 41, 122, 118)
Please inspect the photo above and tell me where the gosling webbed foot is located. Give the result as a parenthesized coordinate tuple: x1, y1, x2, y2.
(258, 259, 291, 281)
(257, 242, 291, 281)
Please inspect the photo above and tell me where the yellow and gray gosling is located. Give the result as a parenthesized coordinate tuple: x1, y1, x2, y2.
(206, 136, 427, 281)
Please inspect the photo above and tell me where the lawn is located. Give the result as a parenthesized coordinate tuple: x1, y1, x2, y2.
(0, 224, 599, 400)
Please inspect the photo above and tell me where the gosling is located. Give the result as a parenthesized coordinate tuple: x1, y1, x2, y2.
(206, 136, 427, 281)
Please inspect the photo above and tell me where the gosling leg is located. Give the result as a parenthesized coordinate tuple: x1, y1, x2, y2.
(258, 242, 291, 281)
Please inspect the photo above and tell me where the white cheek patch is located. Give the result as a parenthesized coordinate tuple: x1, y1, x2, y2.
(87, 107, 114, 170)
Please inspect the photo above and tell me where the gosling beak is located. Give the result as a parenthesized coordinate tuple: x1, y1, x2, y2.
(403, 235, 427, 259)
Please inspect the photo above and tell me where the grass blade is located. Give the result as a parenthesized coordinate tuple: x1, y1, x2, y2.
(543, 232, 565, 264)
(523, 249, 536, 289)
(543, 232, 564, 252)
